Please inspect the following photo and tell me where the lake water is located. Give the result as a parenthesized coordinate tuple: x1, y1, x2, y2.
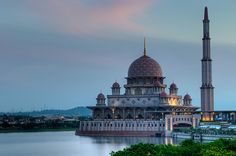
(0, 131, 183, 156)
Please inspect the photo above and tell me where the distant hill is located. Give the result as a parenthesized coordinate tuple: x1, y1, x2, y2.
(0, 106, 92, 117)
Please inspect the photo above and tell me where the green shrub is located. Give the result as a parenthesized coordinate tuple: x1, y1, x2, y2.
(111, 139, 236, 156)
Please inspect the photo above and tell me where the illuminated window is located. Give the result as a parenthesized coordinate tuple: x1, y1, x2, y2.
(168, 98, 177, 105)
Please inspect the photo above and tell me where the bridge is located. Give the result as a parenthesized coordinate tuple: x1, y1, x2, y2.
(164, 114, 201, 136)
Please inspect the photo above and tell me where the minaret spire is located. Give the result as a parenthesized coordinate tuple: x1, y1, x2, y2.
(201, 6, 214, 121)
(204, 7, 209, 21)
(144, 37, 147, 56)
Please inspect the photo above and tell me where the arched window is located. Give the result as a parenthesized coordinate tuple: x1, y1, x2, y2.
(116, 114, 122, 119)
(126, 114, 133, 119)
(135, 88, 142, 95)
(106, 114, 112, 119)
(138, 114, 144, 119)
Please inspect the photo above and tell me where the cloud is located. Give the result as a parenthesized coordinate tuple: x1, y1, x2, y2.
(26, 0, 153, 36)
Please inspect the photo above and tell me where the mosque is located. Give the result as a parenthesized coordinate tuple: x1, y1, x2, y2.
(76, 7, 214, 136)
(77, 40, 200, 136)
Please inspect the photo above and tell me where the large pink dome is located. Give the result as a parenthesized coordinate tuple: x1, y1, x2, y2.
(128, 55, 163, 78)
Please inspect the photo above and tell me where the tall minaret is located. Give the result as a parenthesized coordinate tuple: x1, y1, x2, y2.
(201, 7, 214, 120)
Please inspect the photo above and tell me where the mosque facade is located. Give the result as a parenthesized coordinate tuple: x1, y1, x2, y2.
(76, 39, 201, 136)
(75, 7, 216, 137)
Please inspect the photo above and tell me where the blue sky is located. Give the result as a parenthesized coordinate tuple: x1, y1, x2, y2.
(0, 0, 236, 112)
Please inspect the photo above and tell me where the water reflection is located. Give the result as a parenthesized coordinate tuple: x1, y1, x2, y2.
(87, 136, 181, 145)
(0, 132, 184, 156)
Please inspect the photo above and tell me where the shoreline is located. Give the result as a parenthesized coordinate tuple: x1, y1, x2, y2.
(0, 128, 75, 133)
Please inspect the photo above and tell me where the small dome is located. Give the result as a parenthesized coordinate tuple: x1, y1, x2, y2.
(170, 83, 177, 89)
(160, 91, 168, 97)
(112, 82, 120, 88)
(97, 93, 105, 99)
(184, 94, 191, 100)
(128, 55, 163, 78)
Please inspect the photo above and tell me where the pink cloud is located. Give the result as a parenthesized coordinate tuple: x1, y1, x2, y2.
(26, 0, 153, 36)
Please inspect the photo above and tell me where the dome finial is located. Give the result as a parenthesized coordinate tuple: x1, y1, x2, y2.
(144, 37, 147, 56)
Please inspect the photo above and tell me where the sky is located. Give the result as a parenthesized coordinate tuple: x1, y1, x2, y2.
(0, 0, 236, 112)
